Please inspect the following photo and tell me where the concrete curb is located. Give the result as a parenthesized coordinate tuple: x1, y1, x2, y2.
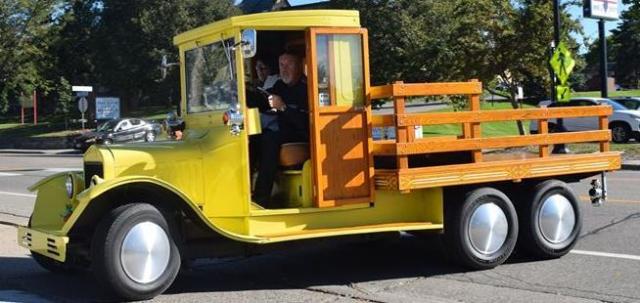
(621, 163, 640, 171)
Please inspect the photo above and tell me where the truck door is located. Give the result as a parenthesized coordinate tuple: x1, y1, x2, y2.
(306, 28, 374, 208)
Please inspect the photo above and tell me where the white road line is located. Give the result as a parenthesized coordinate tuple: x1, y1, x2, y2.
(0, 191, 36, 198)
(571, 249, 640, 261)
(0, 172, 21, 177)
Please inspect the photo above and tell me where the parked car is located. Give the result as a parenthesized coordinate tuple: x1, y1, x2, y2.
(609, 97, 640, 110)
(74, 118, 162, 150)
(530, 97, 640, 143)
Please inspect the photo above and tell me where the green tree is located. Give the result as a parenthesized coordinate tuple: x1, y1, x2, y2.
(612, 0, 640, 88)
(0, 0, 58, 115)
(91, 0, 240, 112)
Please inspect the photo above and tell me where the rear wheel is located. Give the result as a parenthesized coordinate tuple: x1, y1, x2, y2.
(517, 180, 581, 259)
(445, 187, 518, 269)
(91, 203, 181, 301)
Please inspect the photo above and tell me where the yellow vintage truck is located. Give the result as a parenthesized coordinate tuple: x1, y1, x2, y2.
(17, 10, 620, 300)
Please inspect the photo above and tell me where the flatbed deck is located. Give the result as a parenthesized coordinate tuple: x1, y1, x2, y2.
(369, 81, 620, 191)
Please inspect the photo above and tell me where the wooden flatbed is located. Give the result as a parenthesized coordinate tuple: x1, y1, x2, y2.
(369, 81, 621, 191)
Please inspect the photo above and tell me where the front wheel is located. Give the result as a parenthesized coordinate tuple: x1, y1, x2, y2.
(517, 180, 581, 259)
(91, 203, 181, 301)
(145, 131, 156, 142)
(610, 123, 631, 143)
(445, 187, 518, 269)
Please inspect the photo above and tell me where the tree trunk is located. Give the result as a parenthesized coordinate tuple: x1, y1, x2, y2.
(509, 91, 526, 135)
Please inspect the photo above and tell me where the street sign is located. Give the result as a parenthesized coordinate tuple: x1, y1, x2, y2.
(556, 85, 571, 102)
(72, 86, 93, 92)
(584, 0, 619, 20)
(96, 97, 121, 120)
(549, 42, 575, 85)
(78, 97, 88, 113)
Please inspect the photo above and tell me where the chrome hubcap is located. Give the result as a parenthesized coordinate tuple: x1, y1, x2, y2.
(468, 203, 508, 255)
(121, 221, 171, 284)
(538, 194, 575, 244)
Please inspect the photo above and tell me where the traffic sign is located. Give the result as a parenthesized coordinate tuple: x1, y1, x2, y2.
(78, 97, 88, 113)
(556, 85, 571, 102)
(550, 42, 575, 85)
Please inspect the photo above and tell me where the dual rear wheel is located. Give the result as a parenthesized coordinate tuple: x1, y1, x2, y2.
(444, 180, 581, 269)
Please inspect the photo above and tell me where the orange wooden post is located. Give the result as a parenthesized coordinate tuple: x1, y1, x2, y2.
(393, 81, 409, 171)
(464, 80, 482, 162)
(599, 116, 610, 152)
(538, 119, 550, 157)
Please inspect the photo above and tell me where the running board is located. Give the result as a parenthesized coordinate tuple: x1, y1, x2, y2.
(254, 222, 442, 243)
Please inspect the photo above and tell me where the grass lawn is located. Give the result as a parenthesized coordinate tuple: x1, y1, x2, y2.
(573, 89, 640, 98)
(422, 101, 533, 138)
(0, 105, 173, 139)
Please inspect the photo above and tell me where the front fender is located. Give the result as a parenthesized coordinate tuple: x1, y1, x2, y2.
(63, 175, 261, 243)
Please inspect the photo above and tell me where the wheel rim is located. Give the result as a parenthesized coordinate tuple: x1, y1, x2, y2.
(120, 221, 171, 284)
(146, 132, 155, 141)
(538, 194, 575, 244)
(612, 126, 626, 142)
(468, 202, 509, 255)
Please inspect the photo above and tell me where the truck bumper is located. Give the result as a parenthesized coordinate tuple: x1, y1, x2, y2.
(17, 226, 69, 262)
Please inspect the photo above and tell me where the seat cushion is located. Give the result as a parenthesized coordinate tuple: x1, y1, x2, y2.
(279, 142, 310, 168)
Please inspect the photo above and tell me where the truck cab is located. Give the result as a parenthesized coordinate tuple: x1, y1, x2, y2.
(18, 10, 620, 301)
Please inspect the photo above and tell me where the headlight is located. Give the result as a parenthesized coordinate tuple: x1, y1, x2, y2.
(65, 174, 74, 199)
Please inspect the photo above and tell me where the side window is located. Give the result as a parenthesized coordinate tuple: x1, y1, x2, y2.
(185, 39, 237, 113)
(120, 121, 131, 130)
(130, 119, 142, 126)
(316, 34, 364, 107)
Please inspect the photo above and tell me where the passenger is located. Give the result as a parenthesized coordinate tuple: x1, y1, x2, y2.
(253, 51, 309, 208)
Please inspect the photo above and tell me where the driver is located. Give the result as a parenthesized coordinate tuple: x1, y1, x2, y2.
(253, 51, 309, 208)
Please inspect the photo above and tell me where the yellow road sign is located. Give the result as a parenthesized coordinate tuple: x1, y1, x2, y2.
(550, 42, 575, 85)
(556, 85, 571, 102)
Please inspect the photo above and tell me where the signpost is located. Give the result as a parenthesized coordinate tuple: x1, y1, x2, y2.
(72, 86, 93, 129)
(584, 0, 619, 98)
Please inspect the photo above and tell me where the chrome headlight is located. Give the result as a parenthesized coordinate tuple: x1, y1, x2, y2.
(65, 174, 74, 199)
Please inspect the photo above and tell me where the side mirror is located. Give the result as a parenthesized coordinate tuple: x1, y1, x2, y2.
(241, 29, 257, 58)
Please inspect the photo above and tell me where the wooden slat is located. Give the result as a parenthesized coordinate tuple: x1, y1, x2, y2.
(538, 120, 549, 157)
(599, 116, 610, 152)
(370, 85, 393, 99)
(375, 152, 622, 191)
(371, 114, 394, 127)
(395, 106, 613, 126)
(373, 130, 611, 156)
(391, 82, 483, 97)
(393, 83, 409, 171)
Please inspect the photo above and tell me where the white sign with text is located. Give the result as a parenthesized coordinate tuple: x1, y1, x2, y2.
(584, 0, 619, 20)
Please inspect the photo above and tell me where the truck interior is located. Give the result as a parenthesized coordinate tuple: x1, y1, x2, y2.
(245, 28, 374, 211)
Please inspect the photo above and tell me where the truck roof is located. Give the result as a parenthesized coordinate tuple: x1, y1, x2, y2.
(173, 10, 360, 46)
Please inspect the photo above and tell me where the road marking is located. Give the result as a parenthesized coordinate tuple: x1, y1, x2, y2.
(571, 250, 640, 261)
(0, 191, 36, 198)
(0, 172, 21, 177)
(579, 196, 640, 204)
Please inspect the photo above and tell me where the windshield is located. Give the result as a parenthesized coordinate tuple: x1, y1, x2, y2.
(97, 120, 119, 132)
(603, 99, 628, 111)
(185, 38, 237, 113)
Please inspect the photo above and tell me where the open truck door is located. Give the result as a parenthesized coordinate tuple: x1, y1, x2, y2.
(306, 28, 374, 208)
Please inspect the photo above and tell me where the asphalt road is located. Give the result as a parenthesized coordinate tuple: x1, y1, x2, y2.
(0, 152, 638, 303)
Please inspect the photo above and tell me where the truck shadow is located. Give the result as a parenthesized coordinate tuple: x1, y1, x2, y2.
(0, 234, 543, 302)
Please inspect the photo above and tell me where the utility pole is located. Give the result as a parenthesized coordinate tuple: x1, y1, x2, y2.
(552, 0, 569, 154)
(599, 19, 609, 98)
